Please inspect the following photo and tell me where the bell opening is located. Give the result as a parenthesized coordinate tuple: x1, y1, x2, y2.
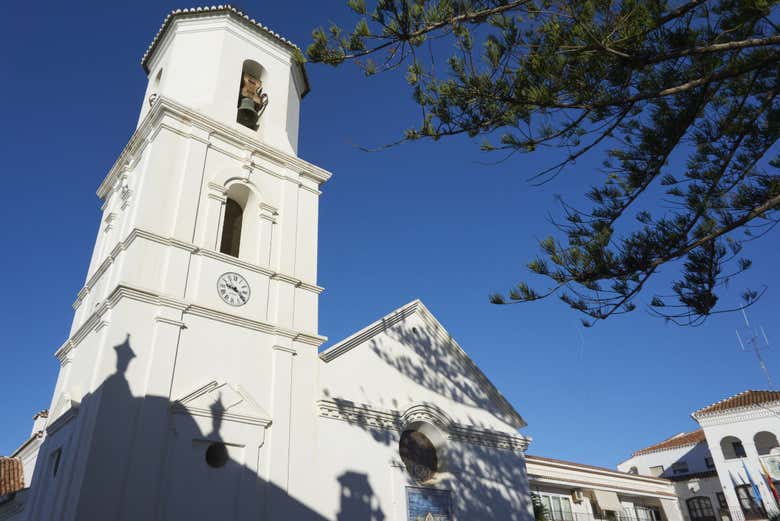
(236, 67, 268, 130)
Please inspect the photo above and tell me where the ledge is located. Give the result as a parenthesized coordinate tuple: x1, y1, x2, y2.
(59, 282, 327, 363)
(317, 399, 530, 453)
(73, 227, 324, 310)
(97, 96, 331, 201)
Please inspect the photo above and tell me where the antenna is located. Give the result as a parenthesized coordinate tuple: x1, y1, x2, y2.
(737, 306, 773, 388)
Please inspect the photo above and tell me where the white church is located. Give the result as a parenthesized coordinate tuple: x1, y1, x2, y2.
(0, 6, 538, 521)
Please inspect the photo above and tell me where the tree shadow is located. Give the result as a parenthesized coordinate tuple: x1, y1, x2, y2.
(319, 308, 534, 521)
(19, 334, 385, 521)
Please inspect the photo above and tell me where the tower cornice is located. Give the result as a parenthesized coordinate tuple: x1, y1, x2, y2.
(97, 96, 332, 200)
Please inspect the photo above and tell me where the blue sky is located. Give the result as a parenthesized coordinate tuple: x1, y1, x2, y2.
(2, 1, 779, 468)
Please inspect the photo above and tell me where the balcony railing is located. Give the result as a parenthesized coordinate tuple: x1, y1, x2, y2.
(718, 506, 780, 521)
(569, 511, 658, 521)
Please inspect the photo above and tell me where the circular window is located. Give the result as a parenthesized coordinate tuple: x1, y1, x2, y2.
(205, 442, 229, 468)
(399, 430, 438, 482)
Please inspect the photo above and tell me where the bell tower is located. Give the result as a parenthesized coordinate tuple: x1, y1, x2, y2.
(25, 7, 331, 521)
(137, 6, 309, 154)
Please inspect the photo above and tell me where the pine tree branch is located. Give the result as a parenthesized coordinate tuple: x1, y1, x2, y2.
(635, 35, 780, 66)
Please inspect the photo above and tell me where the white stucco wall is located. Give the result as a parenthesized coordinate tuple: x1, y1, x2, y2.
(618, 440, 724, 521)
(316, 300, 534, 521)
(138, 12, 306, 155)
(697, 404, 780, 515)
(618, 441, 714, 478)
(15, 8, 538, 521)
(527, 456, 684, 521)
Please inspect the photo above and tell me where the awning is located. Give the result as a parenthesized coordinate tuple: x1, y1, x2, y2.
(593, 490, 623, 512)
(660, 498, 679, 521)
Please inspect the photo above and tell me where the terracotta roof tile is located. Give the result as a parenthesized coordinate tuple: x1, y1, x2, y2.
(632, 429, 706, 456)
(0, 457, 24, 496)
(693, 390, 780, 418)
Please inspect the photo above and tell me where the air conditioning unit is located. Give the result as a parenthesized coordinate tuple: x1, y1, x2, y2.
(572, 489, 585, 503)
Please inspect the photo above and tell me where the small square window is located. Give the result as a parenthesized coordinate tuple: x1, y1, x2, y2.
(672, 461, 689, 475)
(706, 457, 715, 469)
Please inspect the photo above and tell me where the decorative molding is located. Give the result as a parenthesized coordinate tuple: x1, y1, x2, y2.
(259, 202, 278, 214)
(93, 319, 110, 333)
(58, 282, 326, 362)
(318, 399, 401, 430)
(294, 332, 327, 346)
(526, 455, 673, 486)
(401, 403, 453, 432)
(207, 192, 227, 203)
(449, 424, 530, 453)
(155, 316, 187, 328)
(319, 299, 526, 430)
(97, 96, 331, 201)
(258, 202, 278, 223)
(46, 394, 80, 436)
(103, 212, 118, 233)
(56, 341, 75, 366)
(72, 227, 323, 311)
(316, 400, 530, 453)
(117, 173, 133, 210)
(319, 301, 420, 363)
(198, 248, 274, 277)
(526, 475, 677, 499)
(185, 303, 275, 335)
(273, 345, 297, 355)
(171, 380, 272, 427)
(696, 406, 780, 427)
(299, 282, 324, 295)
(297, 182, 322, 196)
(270, 273, 300, 286)
(207, 181, 228, 195)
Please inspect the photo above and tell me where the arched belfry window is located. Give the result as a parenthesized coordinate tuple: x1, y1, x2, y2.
(220, 184, 250, 258)
(236, 60, 268, 130)
(220, 198, 243, 257)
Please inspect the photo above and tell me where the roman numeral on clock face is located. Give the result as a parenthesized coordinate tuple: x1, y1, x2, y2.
(217, 272, 250, 306)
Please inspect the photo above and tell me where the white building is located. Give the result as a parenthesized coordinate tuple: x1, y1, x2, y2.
(619, 391, 780, 521)
(528, 455, 684, 521)
(0, 6, 536, 521)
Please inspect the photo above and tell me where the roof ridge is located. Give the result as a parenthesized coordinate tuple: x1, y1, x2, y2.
(631, 428, 705, 457)
(692, 389, 780, 418)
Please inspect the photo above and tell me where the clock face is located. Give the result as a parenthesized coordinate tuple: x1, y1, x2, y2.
(217, 272, 250, 306)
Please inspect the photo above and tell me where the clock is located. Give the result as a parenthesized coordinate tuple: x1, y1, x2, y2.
(217, 272, 250, 306)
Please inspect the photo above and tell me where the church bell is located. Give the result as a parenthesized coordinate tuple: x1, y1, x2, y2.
(237, 96, 259, 127)
(236, 71, 268, 130)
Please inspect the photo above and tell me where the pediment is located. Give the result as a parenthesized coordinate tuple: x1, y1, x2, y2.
(46, 392, 80, 435)
(52, 392, 80, 418)
(319, 300, 526, 431)
(172, 380, 271, 427)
